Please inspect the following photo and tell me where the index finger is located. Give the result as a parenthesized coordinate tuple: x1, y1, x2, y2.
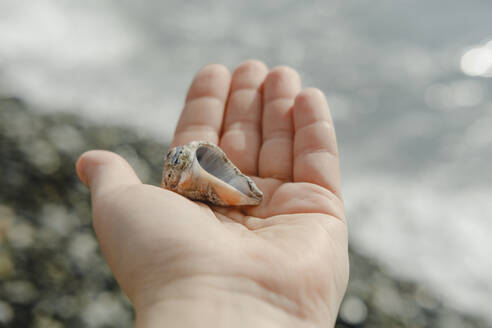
(171, 64, 231, 147)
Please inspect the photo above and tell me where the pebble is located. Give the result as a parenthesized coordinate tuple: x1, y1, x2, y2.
(81, 292, 132, 328)
(0, 301, 14, 324)
(7, 223, 34, 249)
(0, 252, 14, 278)
(339, 296, 368, 325)
(3, 280, 39, 304)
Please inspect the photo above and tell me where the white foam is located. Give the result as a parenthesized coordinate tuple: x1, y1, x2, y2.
(345, 174, 492, 321)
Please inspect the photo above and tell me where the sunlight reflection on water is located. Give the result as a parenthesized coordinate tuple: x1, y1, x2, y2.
(461, 40, 492, 77)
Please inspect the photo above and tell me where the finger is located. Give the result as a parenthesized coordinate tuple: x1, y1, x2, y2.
(172, 64, 231, 147)
(76, 150, 142, 199)
(219, 60, 268, 176)
(292, 88, 342, 199)
(258, 66, 301, 180)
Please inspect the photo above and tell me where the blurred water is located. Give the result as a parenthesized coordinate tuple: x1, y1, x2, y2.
(1, 0, 491, 323)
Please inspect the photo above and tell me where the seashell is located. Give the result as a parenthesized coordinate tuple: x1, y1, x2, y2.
(161, 141, 263, 206)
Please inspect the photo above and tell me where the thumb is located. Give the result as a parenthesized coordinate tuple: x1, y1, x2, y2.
(76, 150, 142, 197)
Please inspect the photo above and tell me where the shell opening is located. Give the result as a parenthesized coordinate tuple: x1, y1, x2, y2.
(196, 145, 253, 196)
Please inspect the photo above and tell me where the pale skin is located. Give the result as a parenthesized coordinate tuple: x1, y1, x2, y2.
(76, 60, 349, 327)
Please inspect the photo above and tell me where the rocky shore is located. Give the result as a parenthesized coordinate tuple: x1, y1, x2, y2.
(0, 97, 487, 327)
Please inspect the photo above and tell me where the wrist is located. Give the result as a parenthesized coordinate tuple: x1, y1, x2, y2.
(134, 275, 321, 328)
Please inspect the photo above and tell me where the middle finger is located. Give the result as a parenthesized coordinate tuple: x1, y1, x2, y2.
(219, 60, 268, 176)
(258, 66, 301, 180)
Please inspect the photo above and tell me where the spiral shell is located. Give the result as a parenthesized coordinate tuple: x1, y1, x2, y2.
(161, 141, 263, 206)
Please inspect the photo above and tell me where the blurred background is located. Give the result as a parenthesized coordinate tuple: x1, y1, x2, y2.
(1, 0, 491, 327)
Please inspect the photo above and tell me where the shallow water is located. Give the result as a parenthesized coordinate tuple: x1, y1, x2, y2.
(1, 0, 491, 322)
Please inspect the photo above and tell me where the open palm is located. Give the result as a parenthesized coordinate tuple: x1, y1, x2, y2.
(77, 60, 348, 327)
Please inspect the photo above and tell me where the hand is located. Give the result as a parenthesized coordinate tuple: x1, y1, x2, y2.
(76, 60, 348, 328)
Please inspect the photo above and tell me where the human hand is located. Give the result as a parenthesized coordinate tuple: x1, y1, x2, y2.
(76, 60, 348, 328)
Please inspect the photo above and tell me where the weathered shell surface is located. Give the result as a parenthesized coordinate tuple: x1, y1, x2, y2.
(161, 141, 263, 206)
